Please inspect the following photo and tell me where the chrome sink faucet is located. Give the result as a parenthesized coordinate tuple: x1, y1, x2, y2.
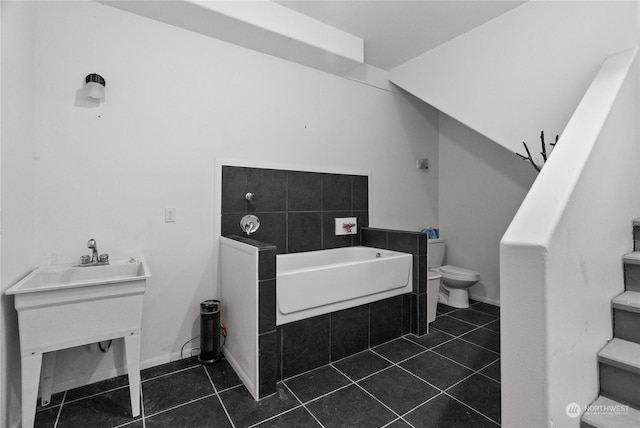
(80, 239, 109, 266)
(88, 239, 99, 263)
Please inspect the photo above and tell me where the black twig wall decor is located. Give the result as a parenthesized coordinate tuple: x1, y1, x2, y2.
(516, 131, 559, 172)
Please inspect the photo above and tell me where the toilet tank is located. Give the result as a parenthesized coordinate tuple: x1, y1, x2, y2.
(428, 239, 446, 268)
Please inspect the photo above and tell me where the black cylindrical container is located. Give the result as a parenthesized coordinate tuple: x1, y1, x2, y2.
(198, 300, 221, 364)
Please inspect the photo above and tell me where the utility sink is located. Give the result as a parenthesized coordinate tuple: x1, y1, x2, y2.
(6, 258, 151, 428)
(7, 257, 150, 295)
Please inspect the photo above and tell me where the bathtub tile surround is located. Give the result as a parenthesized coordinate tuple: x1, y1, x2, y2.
(330, 304, 370, 360)
(370, 296, 404, 346)
(221, 235, 411, 400)
(258, 279, 276, 335)
(257, 242, 278, 398)
(362, 227, 430, 335)
(221, 166, 369, 253)
(35, 301, 501, 427)
(280, 294, 409, 379)
(281, 314, 331, 379)
(221, 235, 278, 399)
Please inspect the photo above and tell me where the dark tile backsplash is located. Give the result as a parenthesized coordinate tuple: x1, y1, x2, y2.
(287, 171, 322, 211)
(221, 166, 369, 254)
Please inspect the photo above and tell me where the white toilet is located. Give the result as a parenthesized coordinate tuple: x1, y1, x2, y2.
(428, 238, 480, 309)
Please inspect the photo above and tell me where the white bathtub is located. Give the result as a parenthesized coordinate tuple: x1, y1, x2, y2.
(276, 246, 413, 325)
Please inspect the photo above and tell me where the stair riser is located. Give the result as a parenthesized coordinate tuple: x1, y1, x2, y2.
(623, 264, 640, 292)
(599, 363, 640, 409)
(614, 309, 640, 344)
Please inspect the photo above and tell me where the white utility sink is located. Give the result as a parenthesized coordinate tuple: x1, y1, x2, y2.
(8, 257, 150, 295)
(6, 258, 151, 428)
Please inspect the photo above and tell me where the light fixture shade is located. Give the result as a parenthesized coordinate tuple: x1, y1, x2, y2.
(85, 74, 106, 102)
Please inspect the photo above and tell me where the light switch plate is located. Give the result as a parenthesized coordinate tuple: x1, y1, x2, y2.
(335, 217, 357, 235)
(165, 207, 176, 223)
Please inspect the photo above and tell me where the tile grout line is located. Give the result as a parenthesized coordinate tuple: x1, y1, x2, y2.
(284, 382, 327, 428)
(61, 364, 202, 408)
(327, 364, 407, 426)
(371, 349, 447, 393)
(292, 376, 354, 406)
(428, 324, 500, 356)
(366, 316, 501, 425)
(393, 330, 499, 377)
(283, 345, 384, 384)
(245, 405, 306, 428)
(62, 384, 130, 406)
(330, 356, 449, 428)
(143, 392, 218, 421)
(140, 380, 146, 428)
(396, 391, 447, 424)
(444, 391, 501, 426)
(429, 345, 497, 376)
(456, 335, 501, 355)
(437, 312, 498, 332)
(351, 379, 405, 422)
(52, 390, 66, 428)
(331, 359, 394, 384)
(140, 363, 201, 384)
(203, 365, 236, 428)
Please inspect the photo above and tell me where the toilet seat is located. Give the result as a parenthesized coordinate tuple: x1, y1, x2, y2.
(440, 265, 480, 281)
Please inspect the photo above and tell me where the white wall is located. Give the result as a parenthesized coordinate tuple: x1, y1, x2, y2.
(501, 49, 639, 427)
(17, 0, 439, 395)
(439, 113, 536, 304)
(389, 0, 638, 156)
(1, 2, 36, 427)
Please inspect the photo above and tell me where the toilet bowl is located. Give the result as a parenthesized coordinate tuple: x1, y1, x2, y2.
(434, 265, 480, 308)
(428, 239, 480, 309)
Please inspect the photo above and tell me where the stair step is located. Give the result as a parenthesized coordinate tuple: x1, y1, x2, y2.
(581, 396, 640, 428)
(599, 338, 640, 374)
(614, 307, 640, 344)
(613, 291, 640, 313)
(599, 339, 640, 410)
(623, 255, 640, 292)
(623, 252, 640, 265)
(613, 292, 640, 344)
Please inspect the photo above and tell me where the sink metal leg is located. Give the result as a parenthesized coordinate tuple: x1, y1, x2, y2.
(40, 352, 56, 406)
(124, 333, 141, 417)
(21, 352, 43, 428)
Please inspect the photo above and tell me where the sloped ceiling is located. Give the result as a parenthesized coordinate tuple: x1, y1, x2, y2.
(276, 0, 525, 70)
(101, 0, 525, 75)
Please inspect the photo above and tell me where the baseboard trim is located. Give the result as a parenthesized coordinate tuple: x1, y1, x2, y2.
(469, 293, 500, 306)
(50, 346, 200, 394)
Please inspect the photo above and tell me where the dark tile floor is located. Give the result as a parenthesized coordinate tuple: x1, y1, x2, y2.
(35, 301, 500, 428)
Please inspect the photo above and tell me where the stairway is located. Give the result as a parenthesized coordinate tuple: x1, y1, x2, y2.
(581, 220, 640, 427)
